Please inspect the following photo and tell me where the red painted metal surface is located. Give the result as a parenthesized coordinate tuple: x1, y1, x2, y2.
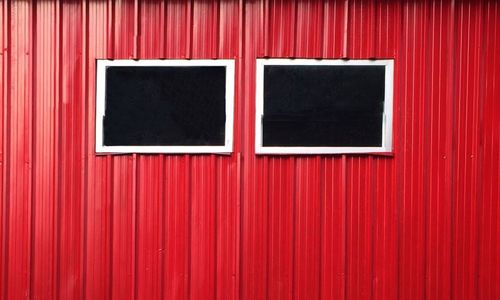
(0, 1, 499, 299)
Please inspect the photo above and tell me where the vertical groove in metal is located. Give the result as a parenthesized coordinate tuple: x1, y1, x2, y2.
(0, 1, 499, 299)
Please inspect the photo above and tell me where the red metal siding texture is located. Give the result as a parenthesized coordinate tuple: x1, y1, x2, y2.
(0, 0, 499, 299)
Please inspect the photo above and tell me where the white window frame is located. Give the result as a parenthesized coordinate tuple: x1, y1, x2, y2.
(95, 59, 235, 154)
(255, 58, 394, 155)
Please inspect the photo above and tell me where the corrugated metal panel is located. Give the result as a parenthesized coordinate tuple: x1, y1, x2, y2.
(0, 0, 499, 299)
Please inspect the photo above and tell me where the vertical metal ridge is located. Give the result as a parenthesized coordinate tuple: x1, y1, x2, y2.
(394, 2, 405, 298)
(341, 155, 347, 300)
(214, 156, 220, 300)
(448, 0, 458, 298)
(159, 155, 166, 300)
(108, 155, 114, 300)
(81, 0, 89, 297)
(262, 0, 269, 57)
(186, 155, 192, 300)
(186, 0, 193, 59)
(290, 157, 297, 300)
(132, 154, 138, 300)
(235, 3, 243, 299)
(369, 157, 376, 300)
(54, 1, 63, 297)
(474, 2, 488, 299)
(1, 1, 10, 297)
(133, 0, 139, 58)
(0, 0, 8, 297)
(28, 1, 37, 298)
(342, 0, 349, 57)
(317, 157, 324, 300)
(422, 1, 434, 298)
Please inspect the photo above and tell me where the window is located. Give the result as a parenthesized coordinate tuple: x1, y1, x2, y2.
(255, 59, 394, 154)
(95, 59, 234, 154)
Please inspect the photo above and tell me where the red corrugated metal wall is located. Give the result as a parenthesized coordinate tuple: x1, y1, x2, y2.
(0, 0, 499, 299)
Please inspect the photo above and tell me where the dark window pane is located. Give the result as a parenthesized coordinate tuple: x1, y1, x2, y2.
(262, 65, 385, 147)
(103, 66, 226, 146)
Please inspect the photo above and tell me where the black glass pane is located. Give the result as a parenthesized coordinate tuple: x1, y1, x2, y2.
(263, 65, 385, 147)
(103, 66, 226, 146)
